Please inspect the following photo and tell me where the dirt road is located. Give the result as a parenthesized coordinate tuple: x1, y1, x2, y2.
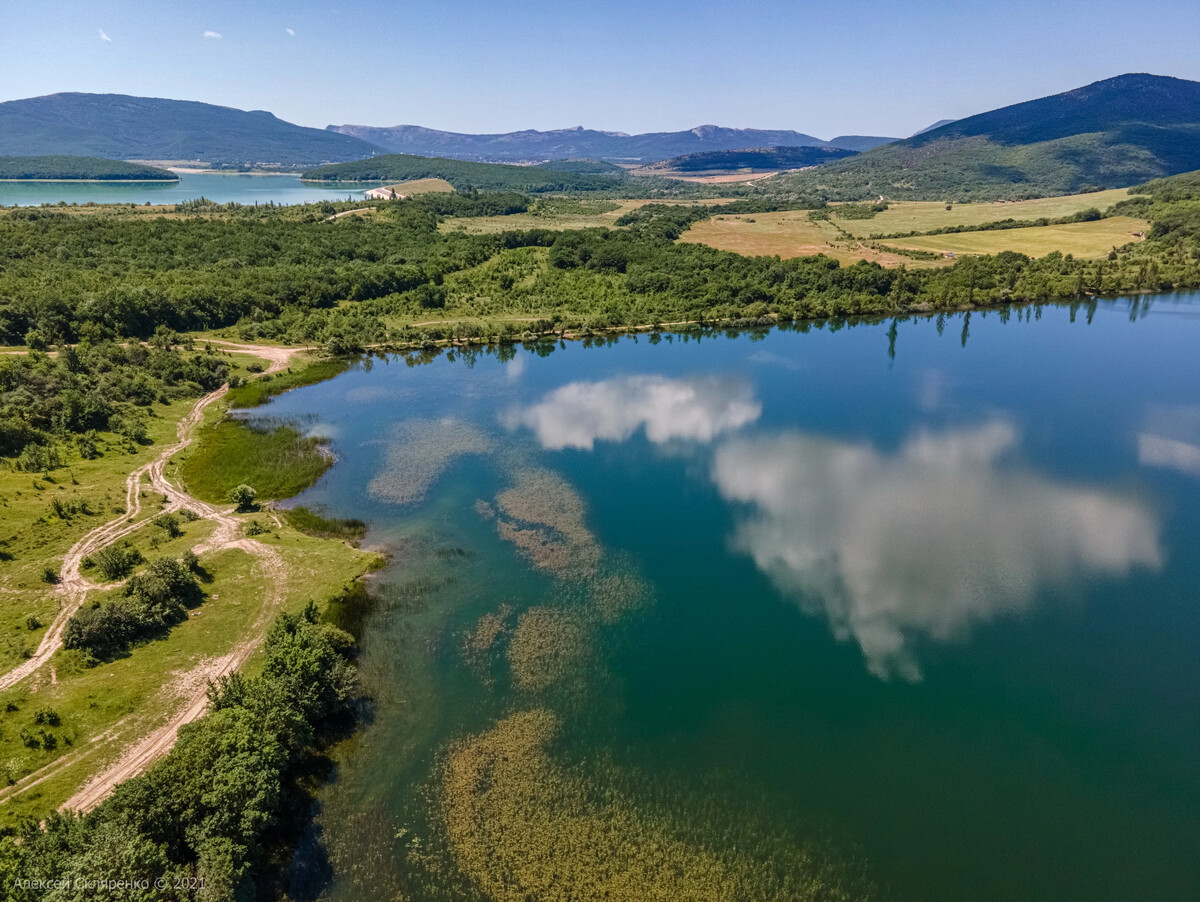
(0, 342, 312, 811)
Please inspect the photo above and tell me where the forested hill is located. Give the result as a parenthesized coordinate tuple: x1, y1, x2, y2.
(0, 93, 384, 167)
(0, 155, 177, 180)
(647, 146, 856, 173)
(324, 123, 892, 162)
(301, 154, 627, 192)
(773, 74, 1200, 201)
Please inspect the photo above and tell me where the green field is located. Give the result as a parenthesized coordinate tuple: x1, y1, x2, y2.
(0, 344, 379, 819)
(837, 188, 1133, 237)
(889, 216, 1147, 258)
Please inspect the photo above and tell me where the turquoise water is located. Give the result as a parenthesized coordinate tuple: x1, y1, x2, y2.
(255, 296, 1200, 901)
(0, 172, 376, 207)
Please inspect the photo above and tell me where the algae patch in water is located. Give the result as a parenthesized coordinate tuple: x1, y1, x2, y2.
(487, 467, 601, 575)
(506, 606, 590, 691)
(434, 709, 867, 902)
(368, 419, 492, 505)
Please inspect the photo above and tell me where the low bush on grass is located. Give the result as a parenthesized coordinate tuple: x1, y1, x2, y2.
(63, 556, 204, 663)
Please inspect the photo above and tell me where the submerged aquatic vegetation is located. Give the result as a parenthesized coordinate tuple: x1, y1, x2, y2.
(368, 419, 492, 505)
(490, 467, 601, 575)
(433, 709, 868, 902)
(506, 606, 590, 691)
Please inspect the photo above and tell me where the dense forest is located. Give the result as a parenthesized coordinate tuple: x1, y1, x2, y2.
(0, 607, 360, 900)
(0, 156, 177, 181)
(2, 171, 1200, 464)
(647, 145, 855, 173)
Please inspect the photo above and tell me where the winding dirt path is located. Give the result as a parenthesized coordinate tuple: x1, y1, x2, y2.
(0, 343, 312, 811)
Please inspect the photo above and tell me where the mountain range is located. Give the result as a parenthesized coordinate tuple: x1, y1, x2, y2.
(776, 74, 1200, 201)
(0, 93, 384, 166)
(3, 74, 1200, 199)
(323, 123, 896, 162)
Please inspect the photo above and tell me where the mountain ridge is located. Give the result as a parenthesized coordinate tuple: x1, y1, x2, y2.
(0, 93, 384, 167)
(325, 122, 895, 162)
(772, 73, 1200, 201)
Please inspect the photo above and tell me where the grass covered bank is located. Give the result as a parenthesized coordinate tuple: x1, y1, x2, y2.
(178, 417, 333, 504)
(0, 606, 364, 900)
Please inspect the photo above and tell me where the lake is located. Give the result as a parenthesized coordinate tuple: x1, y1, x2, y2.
(250, 295, 1200, 901)
(0, 172, 376, 207)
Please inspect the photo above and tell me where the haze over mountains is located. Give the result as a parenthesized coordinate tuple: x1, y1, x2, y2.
(324, 123, 896, 162)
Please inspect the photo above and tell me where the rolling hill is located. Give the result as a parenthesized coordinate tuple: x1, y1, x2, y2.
(773, 74, 1200, 201)
(300, 154, 626, 192)
(645, 145, 857, 173)
(0, 93, 383, 167)
(324, 123, 890, 162)
(0, 155, 177, 180)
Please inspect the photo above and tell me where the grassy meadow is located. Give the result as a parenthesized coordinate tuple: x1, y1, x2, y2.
(679, 212, 944, 267)
(835, 188, 1134, 237)
(890, 216, 1147, 258)
(383, 177, 455, 196)
(0, 344, 380, 821)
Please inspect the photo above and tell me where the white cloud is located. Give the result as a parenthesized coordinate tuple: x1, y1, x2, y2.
(503, 375, 761, 450)
(203, 30, 222, 39)
(98, 28, 112, 43)
(286, 28, 296, 36)
(711, 422, 1162, 681)
(1139, 434, 1200, 477)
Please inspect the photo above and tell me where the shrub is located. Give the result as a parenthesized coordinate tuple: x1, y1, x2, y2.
(14, 443, 62, 473)
(153, 512, 182, 538)
(227, 484, 257, 512)
(91, 542, 144, 580)
(63, 557, 203, 663)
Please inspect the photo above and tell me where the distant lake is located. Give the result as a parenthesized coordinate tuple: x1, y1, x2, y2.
(257, 294, 1200, 902)
(0, 171, 378, 207)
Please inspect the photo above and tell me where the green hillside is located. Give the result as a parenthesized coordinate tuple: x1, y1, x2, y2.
(536, 158, 627, 174)
(0, 155, 177, 180)
(773, 74, 1200, 202)
(647, 145, 855, 173)
(301, 154, 625, 192)
(0, 93, 382, 167)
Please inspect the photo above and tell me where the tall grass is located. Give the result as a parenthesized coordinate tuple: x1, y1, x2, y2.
(179, 418, 332, 503)
(226, 359, 350, 409)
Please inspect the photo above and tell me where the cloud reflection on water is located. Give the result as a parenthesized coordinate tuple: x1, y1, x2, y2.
(711, 422, 1162, 680)
(502, 375, 761, 450)
(1138, 404, 1200, 478)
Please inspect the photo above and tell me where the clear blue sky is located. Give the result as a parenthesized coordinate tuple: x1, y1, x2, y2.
(2, 0, 1199, 138)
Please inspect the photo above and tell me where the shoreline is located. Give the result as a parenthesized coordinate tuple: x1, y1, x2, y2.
(0, 177, 179, 183)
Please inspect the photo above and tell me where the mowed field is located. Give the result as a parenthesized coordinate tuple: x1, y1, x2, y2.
(679, 212, 945, 267)
(447, 198, 736, 234)
(836, 188, 1132, 237)
(375, 177, 455, 197)
(682, 189, 1149, 265)
(889, 216, 1148, 258)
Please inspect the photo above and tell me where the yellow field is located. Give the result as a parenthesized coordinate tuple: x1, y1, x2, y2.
(679, 211, 944, 267)
(447, 198, 735, 234)
(889, 216, 1148, 258)
(837, 188, 1132, 237)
